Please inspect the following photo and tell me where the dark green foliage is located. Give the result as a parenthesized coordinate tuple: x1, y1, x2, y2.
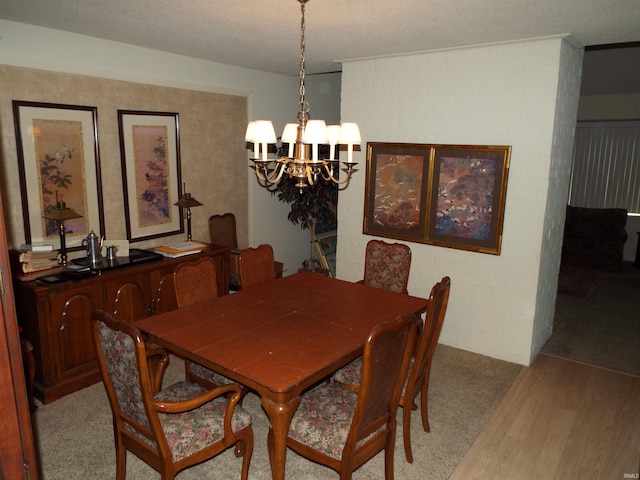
(274, 174, 338, 232)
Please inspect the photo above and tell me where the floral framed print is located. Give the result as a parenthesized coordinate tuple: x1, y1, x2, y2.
(426, 145, 511, 255)
(118, 110, 183, 242)
(12, 100, 105, 249)
(363, 142, 430, 242)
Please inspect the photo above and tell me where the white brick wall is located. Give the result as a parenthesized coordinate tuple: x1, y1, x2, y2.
(338, 37, 583, 365)
(530, 41, 584, 363)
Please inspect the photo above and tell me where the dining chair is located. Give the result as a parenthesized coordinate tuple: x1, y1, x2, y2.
(173, 257, 250, 402)
(91, 310, 253, 480)
(359, 239, 412, 294)
(237, 244, 276, 288)
(277, 313, 417, 480)
(208, 213, 238, 249)
(173, 256, 219, 306)
(333, 276, 451, 463)
(208, 212, 242, 290)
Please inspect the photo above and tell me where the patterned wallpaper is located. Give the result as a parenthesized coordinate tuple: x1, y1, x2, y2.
(0, 65, 248, 253)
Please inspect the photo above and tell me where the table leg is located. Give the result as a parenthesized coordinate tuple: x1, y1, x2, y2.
(261, 396, 301, 480)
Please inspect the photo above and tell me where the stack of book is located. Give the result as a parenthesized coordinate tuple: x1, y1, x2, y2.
(154, 240, 207, 258)
(10, 246, 62, 281)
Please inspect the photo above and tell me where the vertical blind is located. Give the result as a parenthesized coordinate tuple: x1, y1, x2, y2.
(570, 121, 640, 214)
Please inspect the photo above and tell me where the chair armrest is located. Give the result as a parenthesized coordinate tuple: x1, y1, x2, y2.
(146, 347, 170, 393)
(155, 382, 242, 414)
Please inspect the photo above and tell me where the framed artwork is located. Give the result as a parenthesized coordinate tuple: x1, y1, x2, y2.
(118, 110, 183, 242)
(426, 145, 511, 254)
(12, 100, 105, 250)
(363, 143, 431, 242)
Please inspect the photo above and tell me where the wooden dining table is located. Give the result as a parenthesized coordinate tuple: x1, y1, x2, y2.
(135, 271, 429, 480)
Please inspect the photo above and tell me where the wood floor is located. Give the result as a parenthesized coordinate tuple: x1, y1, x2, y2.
(449, 353, 640, 480)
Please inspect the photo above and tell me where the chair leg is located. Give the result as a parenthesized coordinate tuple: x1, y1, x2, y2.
(420, 377, 431, 432)
(384, 438, 396, 480)
(237, 428, 254, 480)
(114, 435, 127, 480)
(402, 403, 414, 463)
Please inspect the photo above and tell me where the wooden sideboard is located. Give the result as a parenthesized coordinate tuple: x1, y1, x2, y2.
(13, 244, 230, 404)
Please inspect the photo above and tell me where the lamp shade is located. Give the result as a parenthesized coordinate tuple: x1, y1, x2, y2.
(302, 120, 327, 144)
(43, 205, 82, 221)
(339, 122, 361, 144)
(326, 125, 341, 160)
(245, 121, 257, 142)
(281, 123, 298, 157)
(174, 193, 202, 208)
(281, 123, 298, 143)
(327, 125, 341, 145)
(252, 121, 277, 143)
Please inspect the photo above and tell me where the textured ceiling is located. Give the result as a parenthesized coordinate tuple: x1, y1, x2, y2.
(1, 0, 639, 92)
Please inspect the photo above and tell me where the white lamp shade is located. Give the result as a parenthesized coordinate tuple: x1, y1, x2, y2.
(327, 125, 341, 145)
(302, 120, 328, 144)
(252, 121, 277, 143)
(281, 123, 298, 143)
(339, 122, 361, 145)
(245, 121, 257, 142)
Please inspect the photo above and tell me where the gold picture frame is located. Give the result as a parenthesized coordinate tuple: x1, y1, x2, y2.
(364, 142, 511, 255)
(426, 145, 511, 255)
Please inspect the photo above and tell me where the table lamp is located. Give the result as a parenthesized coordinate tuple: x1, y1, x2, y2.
(43, 195, 83, 265)
(174, 188, 202, 241)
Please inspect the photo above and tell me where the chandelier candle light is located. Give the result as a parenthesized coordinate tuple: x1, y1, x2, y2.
(245, 0, 361, 191)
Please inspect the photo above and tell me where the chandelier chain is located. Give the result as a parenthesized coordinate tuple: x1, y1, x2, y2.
(298, 0, 309, 121)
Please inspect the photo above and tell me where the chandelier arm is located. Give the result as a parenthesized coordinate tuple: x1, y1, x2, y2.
(319, 163, 355, 186)
(253, 160, 289, 185)
(258, 177, 281, 193)
(306, 166, 316, 186)
(269, 161, 289, 183)
(252, 162, 270, 182)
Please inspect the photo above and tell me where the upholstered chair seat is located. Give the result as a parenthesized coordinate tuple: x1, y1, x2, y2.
(152, 381, 252, 463)
(188, 363, 237, 388)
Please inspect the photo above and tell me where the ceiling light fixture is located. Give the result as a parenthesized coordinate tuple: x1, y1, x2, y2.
(245, 0, 361, 191)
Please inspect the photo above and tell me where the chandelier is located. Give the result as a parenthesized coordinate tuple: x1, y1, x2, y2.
(245, 0, 361, 191)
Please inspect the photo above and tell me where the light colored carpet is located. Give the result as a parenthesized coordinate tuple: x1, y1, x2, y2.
(543, 264, 640, 377)
(31, 345, 521, 480)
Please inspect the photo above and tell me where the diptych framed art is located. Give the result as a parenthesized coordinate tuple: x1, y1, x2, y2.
(12, 100, 105, 249)
(364, 142, 511, 254)
(118, 110, 183, 242)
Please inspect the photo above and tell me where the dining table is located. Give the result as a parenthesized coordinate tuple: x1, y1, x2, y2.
(135, 271, 429, 480)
